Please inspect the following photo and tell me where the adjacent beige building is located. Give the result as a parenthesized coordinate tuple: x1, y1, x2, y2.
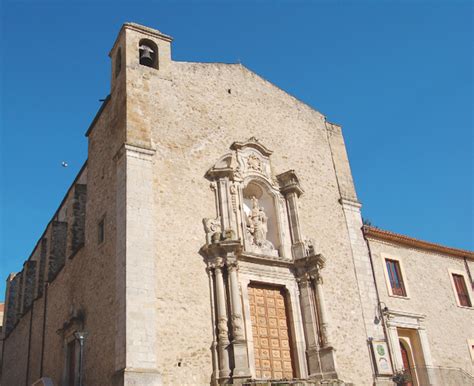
(1, 23, 472, 386)
(363, 226, 474, 386)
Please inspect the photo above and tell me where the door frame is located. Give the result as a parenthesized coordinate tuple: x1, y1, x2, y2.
(238, 262, 308, 380)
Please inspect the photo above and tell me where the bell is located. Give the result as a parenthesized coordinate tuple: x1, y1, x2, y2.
(139, 44, 155, 67)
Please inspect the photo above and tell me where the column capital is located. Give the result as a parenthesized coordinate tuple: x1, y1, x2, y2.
(277, 170, 304, 197)
(295, 253, 326, 282)
(199, 239, 242, 260)
(207, 257, 225, 270)
(227, 259, 239, 272)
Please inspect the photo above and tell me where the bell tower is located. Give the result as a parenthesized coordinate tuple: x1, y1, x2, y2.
(109, 22, 172, 85)
(108, 23, 173, 386)
(109, 23, 173, 149)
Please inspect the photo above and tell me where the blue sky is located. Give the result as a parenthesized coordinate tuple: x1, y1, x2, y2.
(0, 1, 472, 299)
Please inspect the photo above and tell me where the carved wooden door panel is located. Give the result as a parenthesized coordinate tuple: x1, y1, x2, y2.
(248, 284, 294, 380)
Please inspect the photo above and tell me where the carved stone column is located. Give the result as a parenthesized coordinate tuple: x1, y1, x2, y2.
(216, 178, 233, 234)
(214, 259, 231, 380)
(297, 274, 322, 378)
(314, 273, 331, 348)
(286, 191, 303, 242)
(227, 259, 251, 380)
(206, 265, 219, 385)
(277, 170, 305, 259)
(314, 271, 338, 378)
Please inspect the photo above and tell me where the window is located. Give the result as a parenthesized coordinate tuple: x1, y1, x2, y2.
(138, 39, 158, 69)
(385, 259, 406, 297)
(452, 273, 471, 307)
(98, 218, 105, 244)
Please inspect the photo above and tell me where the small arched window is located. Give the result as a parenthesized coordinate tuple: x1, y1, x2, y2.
(139, 39, 158, 69)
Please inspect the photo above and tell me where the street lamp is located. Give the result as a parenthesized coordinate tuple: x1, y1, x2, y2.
(74, 331, 88, 386)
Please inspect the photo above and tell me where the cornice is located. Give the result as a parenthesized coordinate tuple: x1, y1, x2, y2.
(363, 226, 474, 260)
(123, 22, 173, 42)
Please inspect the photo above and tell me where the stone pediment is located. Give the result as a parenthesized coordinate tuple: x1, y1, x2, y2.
(230, 136, 273, 157)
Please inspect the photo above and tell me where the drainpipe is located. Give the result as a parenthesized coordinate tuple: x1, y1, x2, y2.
(464, 257, 473, 288)
(362, 226, 396, 375)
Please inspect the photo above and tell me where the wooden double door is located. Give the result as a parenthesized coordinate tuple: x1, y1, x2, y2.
(248, 283, 295, 380)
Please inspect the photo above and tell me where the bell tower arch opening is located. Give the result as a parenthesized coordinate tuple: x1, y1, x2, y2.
(138, 38, 158, 69)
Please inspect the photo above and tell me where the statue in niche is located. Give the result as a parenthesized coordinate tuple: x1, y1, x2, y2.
(246, 196, 274, 251)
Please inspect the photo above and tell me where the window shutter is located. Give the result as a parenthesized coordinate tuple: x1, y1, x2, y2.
(453, 274, 471, 307)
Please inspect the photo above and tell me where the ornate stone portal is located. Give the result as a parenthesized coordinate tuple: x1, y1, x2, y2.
(200, 137, 338, 384)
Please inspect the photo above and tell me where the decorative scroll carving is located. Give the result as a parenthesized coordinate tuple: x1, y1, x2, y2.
(320, 323, 330, 347)
(217, 316, 229, 343)
(203, 217, 221, 245)
(227, 260, 239, 272)
(231, 314, 245, 340)
(247, 154, 262, 172)
(230, 184, 238, 212)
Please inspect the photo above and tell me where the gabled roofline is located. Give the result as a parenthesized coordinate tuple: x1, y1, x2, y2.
(363, 225, 474, 260)
(85, 95, 110, 137)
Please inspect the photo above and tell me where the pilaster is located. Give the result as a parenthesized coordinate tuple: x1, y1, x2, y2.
(295, 254, 338, 380)
(115, 143, 161, 385)
(386, 325, 403, 371)
(417, 327, 437, 385)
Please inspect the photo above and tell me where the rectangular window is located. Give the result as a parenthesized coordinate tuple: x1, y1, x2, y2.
(452, 274, 472, 307)
(386, 259, 406, 297)
(98, 218, 105, 244)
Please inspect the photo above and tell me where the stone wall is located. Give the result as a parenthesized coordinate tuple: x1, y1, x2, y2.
(36, 238, 48, 298)
(1, 147, 120, 386)
(1, 306, 30, 384)
(22, 260, 37, 311)
(47, 221, 68, 282)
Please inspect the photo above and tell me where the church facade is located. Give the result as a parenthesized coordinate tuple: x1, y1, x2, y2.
(1, 23, 473, 386)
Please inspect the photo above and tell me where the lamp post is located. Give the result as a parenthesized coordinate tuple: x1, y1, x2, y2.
(74, 331, 88, 386)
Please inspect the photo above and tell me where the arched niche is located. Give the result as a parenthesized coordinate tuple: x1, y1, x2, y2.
(242, 178, 282, 257)
(139, 38, 159, 69)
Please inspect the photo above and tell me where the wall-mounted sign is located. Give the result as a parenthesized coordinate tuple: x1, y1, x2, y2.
(371, 340, 393, 375)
